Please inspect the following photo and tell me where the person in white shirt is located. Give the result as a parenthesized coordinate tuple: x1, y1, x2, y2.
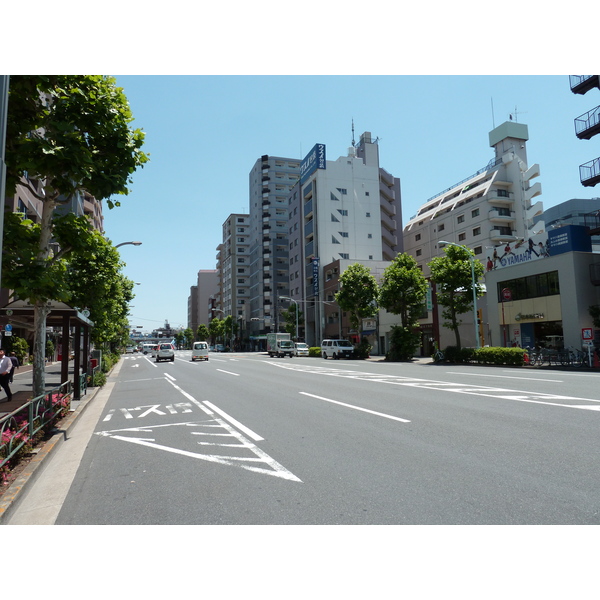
(0, 349, 13, 402)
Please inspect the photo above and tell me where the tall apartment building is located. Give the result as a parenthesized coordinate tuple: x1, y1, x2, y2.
(403, 121, 543, 352)
(187, 269, 219, 332)
(247, 155, 301, 338)
(217, 213, 251, 320)
(570, 75, 600, 188)
(287, 132, 402, 345)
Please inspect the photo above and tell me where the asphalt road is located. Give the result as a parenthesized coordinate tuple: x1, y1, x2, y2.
(8, 351, 600, 525)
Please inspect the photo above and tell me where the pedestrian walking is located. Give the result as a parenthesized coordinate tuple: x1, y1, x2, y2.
(0, 349, 13, 402)
(9, 352, 19, 383)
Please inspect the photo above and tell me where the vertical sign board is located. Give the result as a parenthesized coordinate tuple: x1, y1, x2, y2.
(300, 143, 326, 184)
(312, 257, 320, 296)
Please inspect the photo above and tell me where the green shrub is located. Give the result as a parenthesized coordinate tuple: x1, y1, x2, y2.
(442, 346, 526, 366)
(309, 347, 321, 357)
(353, 338, 371, 360)
(91, 370, 107, 387)
(386, 325, 421, 362)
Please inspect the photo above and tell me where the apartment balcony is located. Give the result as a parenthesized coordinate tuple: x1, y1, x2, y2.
(575, 106, 600, 140)
(381, 227, 398, 247)
(570, 75, 600, 95)
(486, 189, 514, 206)
(380, 197, 396, 216)
(380, 209, 397, 231)
(379, 181, 395, 201)
(490, 228, 517, 243)
(580, 157, 600, 187)
(488, 208, 515, 224)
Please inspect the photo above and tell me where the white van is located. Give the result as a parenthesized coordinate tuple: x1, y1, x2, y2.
(192, 341, 209, 361)
(321, 339, 354, 360)
(142, 343, 154, 355)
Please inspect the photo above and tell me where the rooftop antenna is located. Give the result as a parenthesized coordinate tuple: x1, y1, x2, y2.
(509, 106, 527, 123)
(491, 97, 496, 128)
(351, 118, 356, 147)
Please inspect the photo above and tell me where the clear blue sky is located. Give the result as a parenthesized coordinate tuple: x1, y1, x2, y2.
(101, 75, 599, 331)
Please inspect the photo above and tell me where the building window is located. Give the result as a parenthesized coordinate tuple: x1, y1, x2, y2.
(338, 209, 348, 216)
(339, 232, 349, 238)
(366, 212, 371, 217)
(457, 215, 465, 224)
(473, 227, 481, 236)
(458, 233, 466, 241)
(415, 233, 421, 241)
(337, 188, 347, 195)
(416, 249, 422, 256)
(438, 224, 445, 231)
(474, 246, 482, 255)
(497, 271, 560, 301)
(339, 253, 349, 259)
(368, 233, 372, 239)
(332, 236, 340, 244)
(471, 208, 480, 218)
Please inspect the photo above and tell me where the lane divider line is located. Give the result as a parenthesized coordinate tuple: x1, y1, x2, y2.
(299, 392, 411, 423)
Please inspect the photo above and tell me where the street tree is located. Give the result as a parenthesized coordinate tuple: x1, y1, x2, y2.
(428, 244, 484, 350)
(379, 253, 428, 360)
(335, 263, 379, 337)
(196, 324, 210, 342)
(64, 229, 135, 351)
(208, 318, 223, 346)
(4, 75, 148, 396)
(281, 303, 303, 339)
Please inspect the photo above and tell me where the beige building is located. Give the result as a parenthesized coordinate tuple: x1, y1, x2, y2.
(403, 121, 543, 353)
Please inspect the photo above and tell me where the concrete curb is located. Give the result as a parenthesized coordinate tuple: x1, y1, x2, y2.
(0, 380, 103, 525)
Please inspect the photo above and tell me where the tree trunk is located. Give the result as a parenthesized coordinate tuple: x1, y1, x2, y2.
(32, 300, 50, 397)
(31, 196, 56, 397)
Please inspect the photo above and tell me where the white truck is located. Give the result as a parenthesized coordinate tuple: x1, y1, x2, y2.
(266, 333, 294, 358)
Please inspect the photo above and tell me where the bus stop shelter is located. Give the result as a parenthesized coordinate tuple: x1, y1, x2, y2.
(0, 299, 94, 400)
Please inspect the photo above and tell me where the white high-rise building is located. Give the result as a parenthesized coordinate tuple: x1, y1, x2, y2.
(288, 132, 402, 345)
(403, 121, 543, 352)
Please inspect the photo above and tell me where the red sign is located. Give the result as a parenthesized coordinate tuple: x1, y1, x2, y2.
(582, 328, 593, 340)
(501, 288, 512, 302)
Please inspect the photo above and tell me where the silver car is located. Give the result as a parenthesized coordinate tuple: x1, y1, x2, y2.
(156, 343, 175, 362)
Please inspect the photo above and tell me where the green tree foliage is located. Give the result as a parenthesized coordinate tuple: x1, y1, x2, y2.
(379, 253, 428, 326)
(209, 318, 224, 345)
(335, 263, 379, 335)
(196, 324, 210, 342)
(281, 303, 303, 339)
(64, 229, 134, 349)
(4, 75, 148, 396)
(183, 328, 194, 349)
(379, 254, 429, 361)
(428, 245, 485, 350)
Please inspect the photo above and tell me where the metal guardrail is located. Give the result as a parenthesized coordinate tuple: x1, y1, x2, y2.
(0, 380, 73, 469)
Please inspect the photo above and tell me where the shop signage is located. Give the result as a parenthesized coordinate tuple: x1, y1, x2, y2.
(300, 143, 326, 184)
(514, 312, 544, 321)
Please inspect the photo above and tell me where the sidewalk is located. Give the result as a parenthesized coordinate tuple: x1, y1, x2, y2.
(0, 362, 75, 418)
(0, 361, 103, 524)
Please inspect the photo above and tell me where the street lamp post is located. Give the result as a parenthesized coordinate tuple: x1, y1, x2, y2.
(439, 240, 480, 349)
(115, 241, 142, 249)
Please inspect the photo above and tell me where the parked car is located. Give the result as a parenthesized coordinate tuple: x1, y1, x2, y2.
(321, 339, 354, 359)
(215, 344, 225, 352)
(125, 346, 135, 354)
(191, 341, 209, 361)
(294, 342, 309, 357)
(156, 343, 175, 362)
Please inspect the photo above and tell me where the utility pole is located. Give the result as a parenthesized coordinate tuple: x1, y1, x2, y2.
(0, 76, 9, 293)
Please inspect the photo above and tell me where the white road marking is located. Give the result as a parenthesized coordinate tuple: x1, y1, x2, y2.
(164, 372, 176, 381)
(216, 369, 240, 376)
(269, 362, 600, 413)
(299, 392, 411, 423)
(203, 400, 264, 441)
(452, 372, 562, 382)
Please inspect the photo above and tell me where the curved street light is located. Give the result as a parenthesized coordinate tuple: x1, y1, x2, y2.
(439, 240, 480, 349)
(115, 241, 142, 249)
